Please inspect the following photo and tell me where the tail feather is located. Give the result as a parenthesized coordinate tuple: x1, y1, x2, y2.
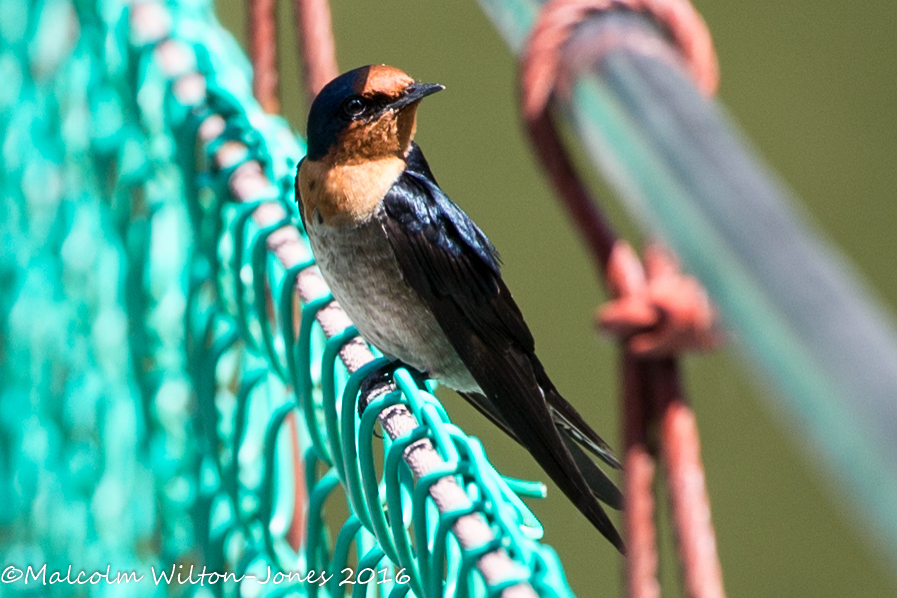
(461, 390, 623, 511)
(551, 402, 622, 469)
(530, 357, 622, 470)
(458, 346, 625, 552)
(561, 433, 624, 510)
(521, 402, 626, 552)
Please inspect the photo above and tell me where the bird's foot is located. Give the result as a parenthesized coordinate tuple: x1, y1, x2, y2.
(358, 360, 431, 417)
(395, 364, 430, 391)
(358, 360, 402, 417)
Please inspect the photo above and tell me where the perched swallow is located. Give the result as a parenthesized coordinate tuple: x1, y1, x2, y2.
(296, 65, 624, 551)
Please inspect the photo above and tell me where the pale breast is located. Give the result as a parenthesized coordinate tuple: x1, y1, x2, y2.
(304, 210, 481, 393)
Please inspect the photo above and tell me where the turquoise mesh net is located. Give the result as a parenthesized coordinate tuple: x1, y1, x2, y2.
(0, 1, 579, 595)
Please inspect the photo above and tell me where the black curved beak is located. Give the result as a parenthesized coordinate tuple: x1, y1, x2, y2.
(391, 83, 444, 110)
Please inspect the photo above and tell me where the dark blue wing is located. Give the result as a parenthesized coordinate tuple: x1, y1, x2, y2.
(381, 144, 534, 352)
(379, 144, 624, 550)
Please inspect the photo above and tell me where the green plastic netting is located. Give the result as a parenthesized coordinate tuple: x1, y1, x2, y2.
(0, 1, 580, 596)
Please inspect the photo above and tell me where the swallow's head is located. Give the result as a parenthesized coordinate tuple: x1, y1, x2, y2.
(305, 65, 443, 164)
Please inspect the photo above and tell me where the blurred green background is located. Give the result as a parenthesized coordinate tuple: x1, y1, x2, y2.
(219, 1, 897, 595)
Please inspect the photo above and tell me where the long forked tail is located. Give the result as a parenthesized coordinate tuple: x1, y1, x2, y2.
(459, 350, 625, 552)
(460, 389, 624, 512)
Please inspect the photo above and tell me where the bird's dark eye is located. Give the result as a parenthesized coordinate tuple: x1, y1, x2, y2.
(341, 96, 367, 119)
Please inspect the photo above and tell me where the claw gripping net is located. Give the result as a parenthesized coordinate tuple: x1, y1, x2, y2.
(0, 1, 583, 596)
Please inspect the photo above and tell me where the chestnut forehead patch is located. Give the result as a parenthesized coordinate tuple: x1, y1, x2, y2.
(359, 65, 415, 99)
